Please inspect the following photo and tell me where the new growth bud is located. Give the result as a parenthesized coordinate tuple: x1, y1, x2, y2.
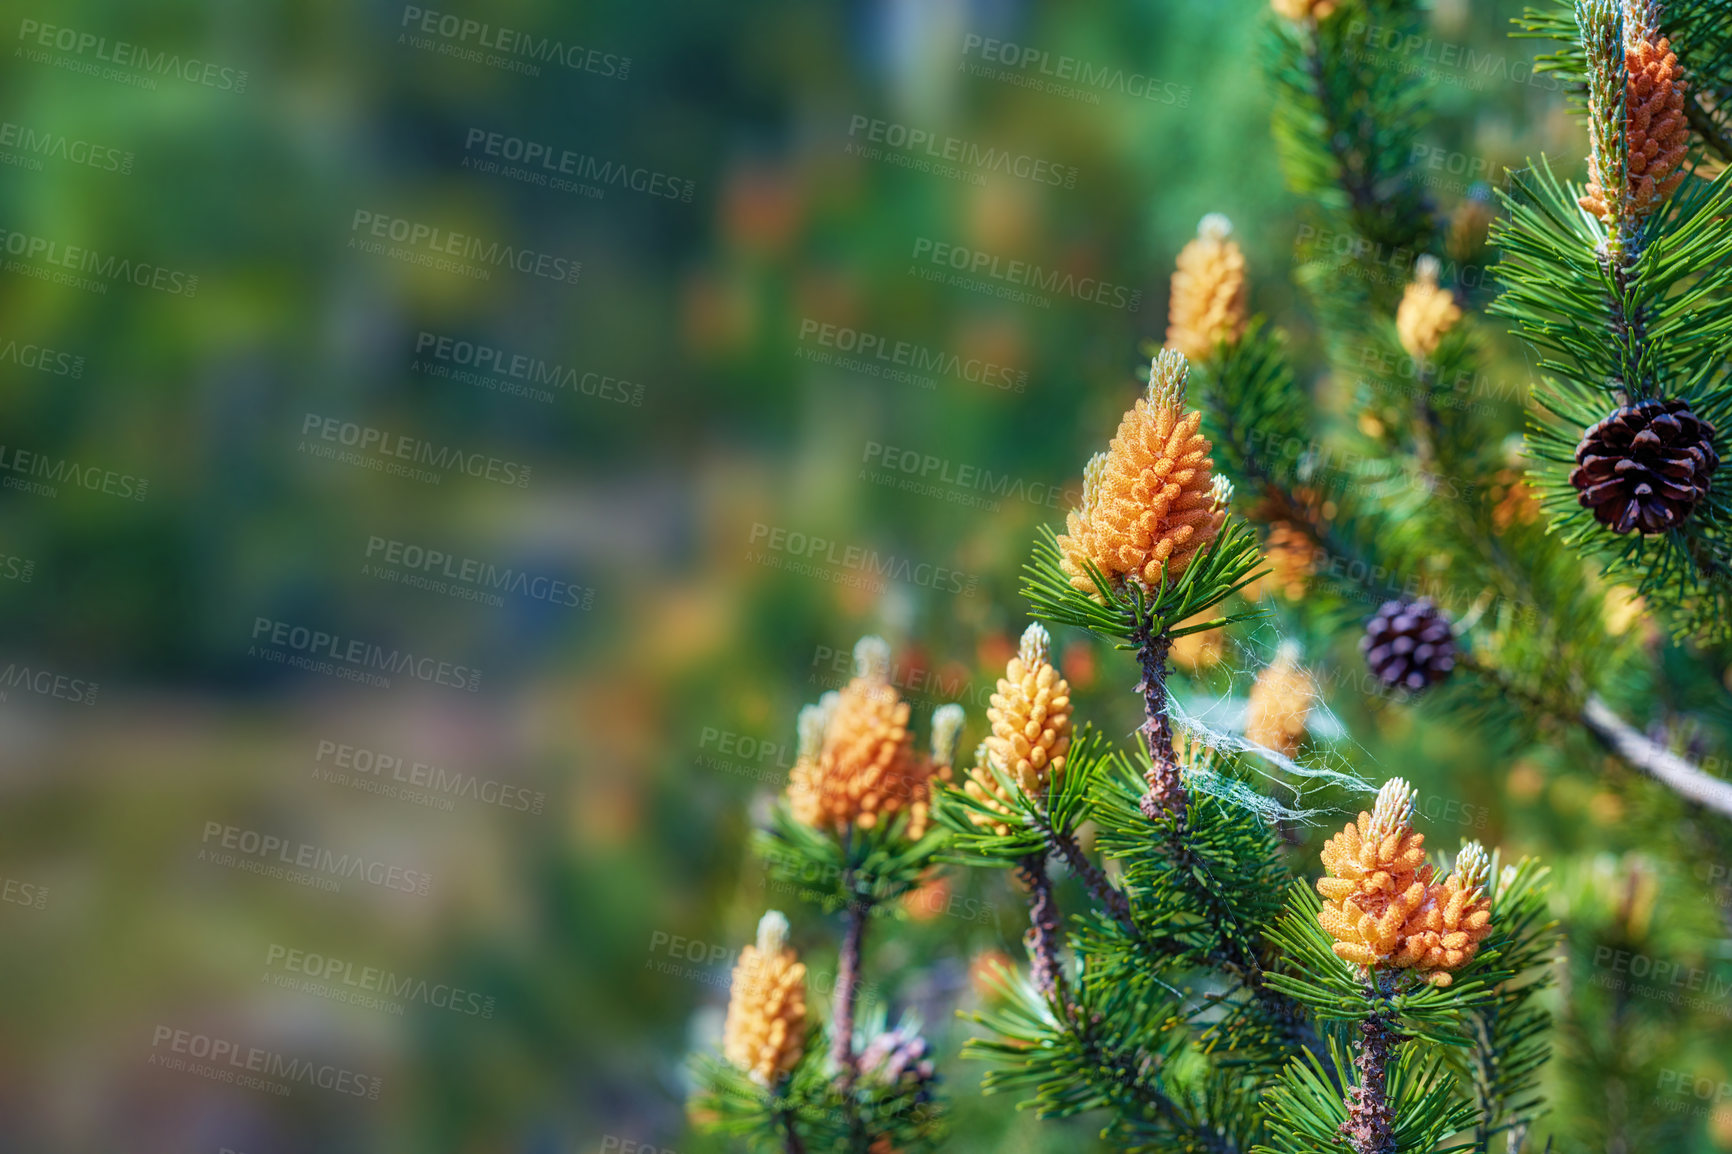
(854, 635, 892, 682)
(757, 909, 791, 955)
(930, 704, 966, 768)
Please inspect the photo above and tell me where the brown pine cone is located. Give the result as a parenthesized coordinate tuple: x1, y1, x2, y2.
(1361, 598, 1456, 693)
(1569, 398, 1719, 535)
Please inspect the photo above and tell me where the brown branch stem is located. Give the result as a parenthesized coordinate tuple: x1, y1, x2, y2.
(781, 1108, 807, 1154)
(1014, 852, 1065, 1004)
(1341, 996, 1401, 1154)
(1582, 694, 1732, 819)
(830, 886, 870, 1081)
(1461, 652, 1732, 821)
(1132, 616, 1187, 821)
(1049, 823, 1136, 936)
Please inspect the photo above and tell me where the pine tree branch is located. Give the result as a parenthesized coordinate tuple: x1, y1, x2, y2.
(1684, 89, 1732, 164)
(1460, 652, 1732, 819)
(1133, 615, 1187, 820)
(1065, 1011, 1242, 1154)
(1048, 821, 1137, 935)
(831, 884, 870, 1080)
(1342, 1008, 1400, 1154)
(781, 1108, 807, 1154)
(1302, 26, 1378, 219)
(1581, 693, 1732, 817)
(1014, 852, 1065, 1003)
(1341, 973, 1401, 1154)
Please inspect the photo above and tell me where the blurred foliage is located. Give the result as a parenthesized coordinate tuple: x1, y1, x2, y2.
(3, 0, 1732, 1152)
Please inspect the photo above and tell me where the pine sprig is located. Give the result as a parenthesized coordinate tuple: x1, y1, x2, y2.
(1451, 856, 1560, 1151)
(1020, 520, 1266, 650)
(934, 725, 1112, 867)
(755, 803, 946, 913)
(1090, 744, 1289, 980)
(1254, 1041, 1479, 1154)
(963, 965, 1251, 1152)
(1491, 154, 1732, 638)
(1262, 883, 1496, 1045)
(1515, 0, 1732, 161)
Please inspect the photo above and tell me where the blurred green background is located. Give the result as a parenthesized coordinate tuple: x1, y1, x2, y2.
(3, 0, 1731, 1151)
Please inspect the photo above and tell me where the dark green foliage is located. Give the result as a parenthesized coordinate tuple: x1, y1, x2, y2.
(692, 1029, 945, 1154)
(756, 803, 947, 914)
(1256, 1041, 1479, 1154)
(1264, 0, 1437, 332)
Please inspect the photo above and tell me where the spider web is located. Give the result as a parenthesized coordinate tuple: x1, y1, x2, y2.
(1161, 622, 1383, 826)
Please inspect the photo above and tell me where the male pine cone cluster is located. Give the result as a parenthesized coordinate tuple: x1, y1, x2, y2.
(1270, 0, 1338, 21)
(1570, 398, 1719, 534)
(1316, 779, 1493, 987)
(1245, 643, 1313, 759)
(1057, 349, 1228, 596)
(1395, 255, 1461, 362)
(723, 911, 808, 1085)
(962, 623, 1073, 833)
(1166, 214, 1247, 361)
(786, 637, 960, 838)
(1579, 34, 1689, 221)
